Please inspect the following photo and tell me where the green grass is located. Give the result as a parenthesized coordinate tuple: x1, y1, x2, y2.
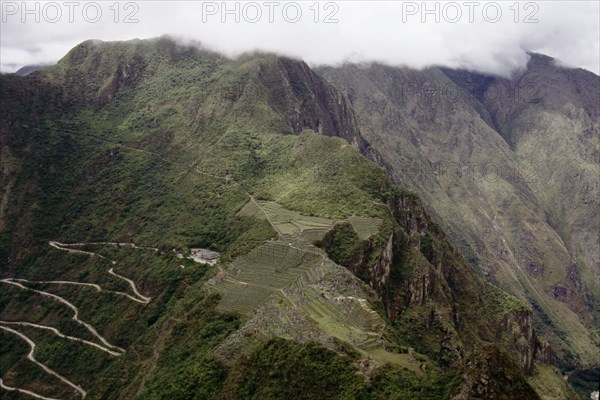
(211, 239, 321, 314)
(347, 216, 383, 240)
(529, 364, 580, 400)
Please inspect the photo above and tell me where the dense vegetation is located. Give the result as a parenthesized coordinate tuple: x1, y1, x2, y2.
(316, 222, 365, 266)
(0, 38, 396, 399)
(141, 336, 461, 400)
(0, 38, 584, 400)
(568, 368, 600, 399)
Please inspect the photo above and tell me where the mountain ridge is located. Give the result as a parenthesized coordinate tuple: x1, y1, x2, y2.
(319, 54, 599, 374)
(0, 37, 593, 399)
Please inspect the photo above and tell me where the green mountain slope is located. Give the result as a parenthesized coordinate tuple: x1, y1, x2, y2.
(319, 57, 600, 377)
(0, 38, 579, 399)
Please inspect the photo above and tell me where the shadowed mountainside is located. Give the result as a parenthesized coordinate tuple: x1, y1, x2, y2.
(319, 55, 599, 373)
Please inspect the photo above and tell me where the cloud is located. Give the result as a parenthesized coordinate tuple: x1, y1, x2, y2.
(1, 1, 598, 76)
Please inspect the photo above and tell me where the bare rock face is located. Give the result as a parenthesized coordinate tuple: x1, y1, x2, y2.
(395, 195, 429, 238)
(256, 57, 365, 148)
(536, 340, 554, 365)
(368, 233, 393, 292)
(507, 310, 549, 375)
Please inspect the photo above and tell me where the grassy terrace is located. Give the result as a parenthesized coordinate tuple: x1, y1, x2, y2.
(216, 198, 383, 315)
(212, 199, 428, 372)
(238, 199, 382, 241)
(212, 240, 322, 314)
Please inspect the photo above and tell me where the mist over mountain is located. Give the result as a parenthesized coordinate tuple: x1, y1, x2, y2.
(1, 1, 599, 76)
(0, 37, 597, 400)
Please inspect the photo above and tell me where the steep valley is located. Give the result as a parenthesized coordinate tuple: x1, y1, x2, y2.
(320, 56, 599, 372)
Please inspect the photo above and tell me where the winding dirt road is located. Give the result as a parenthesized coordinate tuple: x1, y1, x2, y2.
(10, 277, 148, 305)
(0, 241, 159, 398)
(0, 378, 62, 400)
(50, 241, 158, 251)
(0, 321, 121, 357)
(48, 241, 151, 304)
(0, 279, 125, 354)
(48, 242, 100, 258)
(0, 325, 86, 398)
(107, 269, 151, 303)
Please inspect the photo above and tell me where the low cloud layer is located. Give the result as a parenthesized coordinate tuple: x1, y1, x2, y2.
(1, 1, 599, 76)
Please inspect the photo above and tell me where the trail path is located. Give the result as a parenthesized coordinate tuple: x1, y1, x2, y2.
(66, 130, 172, 164)
(49, 241, 151, 304)
(0, 378, 61, 400)
(50, 242, 158, 251)
(11, 279, 102, 291)
(267, 238, 324, 258)
(8, 278, 146, 304)
(0, 325, 86, 398)
(249, 196, 284, 237)
(0, 279, 125, 354)
(195, 167, 227, 181)
(107, 269, 151, 303)
(192, 166, 298, 246)
(279, 289, 297, 308)
(192, 165, 286, 240)
(0, 321, 120, 356)
(223, 277, 275, 291)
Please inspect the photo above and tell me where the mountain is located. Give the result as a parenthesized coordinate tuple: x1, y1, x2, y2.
(0, 37, 588, 399)
(14, 65, 48, 77)
(319, 55, 600, 373)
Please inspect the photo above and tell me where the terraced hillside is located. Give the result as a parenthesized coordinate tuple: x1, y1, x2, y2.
(0, 37, 580, 399)
(210, 198, 404, 368)
(211, 240, 321, 314)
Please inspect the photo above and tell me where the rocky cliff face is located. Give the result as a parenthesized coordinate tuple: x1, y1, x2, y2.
(37, 38, 367, 147)
(390, 193, 550, 374)
(320, 190, 561, 398)
(257, 57, 363, 145)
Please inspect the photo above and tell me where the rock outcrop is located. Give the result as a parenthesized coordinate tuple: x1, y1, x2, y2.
(320, 190, 562, 398)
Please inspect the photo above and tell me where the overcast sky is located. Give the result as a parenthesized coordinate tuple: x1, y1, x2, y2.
(1, 1, 599, 76)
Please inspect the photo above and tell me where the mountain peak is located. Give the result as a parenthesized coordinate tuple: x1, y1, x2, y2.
(525, 51, 560, 71)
